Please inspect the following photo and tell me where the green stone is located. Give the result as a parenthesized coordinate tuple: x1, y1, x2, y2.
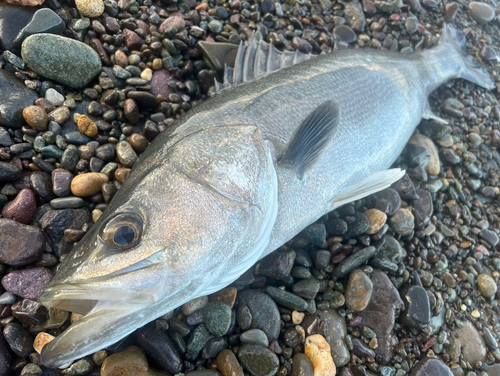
(265, 286, 308, 310)
(203, 301, 232, 337)
(238, 345, 279, 376)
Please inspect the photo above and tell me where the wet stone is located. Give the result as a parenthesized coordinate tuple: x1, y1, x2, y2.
(116, 141, 138, 168)
(216, 349, 244, 376)
(238, 345, 279, 376)
(292, 353, 314, 376)
(204, 302, 232, 337)
(240, 329, 269, 347)
(409, 134, 440, 176)
(136, 327, 182, 374)
(344, 1, 365, 31)
(186, 324, 213, 361)
(480, 229, 499, 247)
(469, 1, 495, 24)
(259, 250, 295, 280)
(237, 290, 280, 340)
(3, 323, 33, 358)
(1, 188, 36, 224)
(30, 171, 55, 202)
(389, 209, 414, 236)
(100, 346, 164, 376)
(302, 223, 327, 248)
(311, 250, 331, 270)
(365, 209, 387, 235)
(348, 212, 370, 237)
(333, 25, 357, 43)
(0, 4, 38, 52)
(400, 286, 430, 329)
(13, 9, 65, 51)
(0, 162, 21, 183)
(333, 245, 378, 278)
(410, 356, 453, 376)
(0, 70, 38, 129)
(326, 218, 348, 236)
(352, 337, 375, 358)
(292, 278, 320, 300)
(2, 267, 52, 300)
(0, 219, 44, 266)
(304, 334, 336, 376)
(52, 168, 72, 197)
(345, 270, 373, 312)
(50, 197, 85, 209)
(318, 310, 349, 367)
(413, 189, 433, 227)
(265, 286, 308, 311)
(71, 172, 109, 197)
(360, 269, 404, 364)
(370, 188, 401, 215)
(202, 337, 228, 359)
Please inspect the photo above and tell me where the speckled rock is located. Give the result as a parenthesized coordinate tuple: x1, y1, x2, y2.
(389, 208, 414, 236)
(1, 188, 36, 224)
(236, 290, 280, 341)
(2, 267, 52, 300)
(33, 332, 55, 354)
(77, 114, 98, 137)
(477, 274, 497, 298)
(238, 345, 279, 376)
(23, 105, 48, 131)
(204, 301, 232, 337)
(345, 269, 373, 311)
(451, 321, 487, 364)
(216, 349, 244, 376)
(0, 218, 44, 266)
(21, 34, 102, 89)
(75, 0, 105, 17)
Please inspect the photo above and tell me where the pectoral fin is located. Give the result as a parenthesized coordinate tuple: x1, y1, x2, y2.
(279, 101, 340, 178)
(331, 168, 405, 210)
(423, 102, 448, 124)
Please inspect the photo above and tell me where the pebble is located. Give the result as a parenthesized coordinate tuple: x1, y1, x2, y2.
(240, 329, 269, 347)
(21, 363, 43, 376)
(409, 134, 440, 175)
(469, 1, 495, 24)
(183, 296, 209, 315)
(100, 346, 165, 376)
(450, 320, 487, 364)
(292, 278, 320, 300)
(413, 189, 433, 227)
(400, 286, 430, 329)
(370, 188, 401, 215)
(292, 353, 314, 376)
(71, 172, 109, 197)
(3, 323, 34, 358)
(203, 301, 232, 337)
(129, 134, 149, 153)
(186, 324, 213, 360)
(13, 299, 47, 326)
(22, 34, 102, 89)
(238, 345, 279, 376)
(259, 250, 296, 280)
(116, 141, 138, 168)
(364, 209, 387, 234)
(389, 208, 414, 236)
(333, 25, 357, 44)
(1, 188, 36, 224)
(77, 115, 98, 137)
(444, 2, 459, 21)
(304, 334, 336, 376)
(45, 88, 65, 106)
(2, 267, 52, 300)
(237, 290, 280, 340)
(210, 287, 237, 308)
(360, 269, 404, 363)
(344, 1, 365, 32)
(136, 327, 182, 374)
(409, 358, 452, 376)
(30, 171, 55, 202)
(477, 274, 497, 298)
(345, 269, 373, 311)
(333, 245, 378, 278)
(318, 310, 349, 367)
(52, 168, 73, 196)
(0, 70, 38, 129)
(48, 106, 70, 124)
(0, 162, 22, 182)
(302, 223, 327, 248)
(216, 350, 244, 376)
(23, 105, 48, 131)
(265, 286, 308, 311)
(50, 197, 85, 209)
(0, 218, 44, 266)
(75, 0, 105, 17)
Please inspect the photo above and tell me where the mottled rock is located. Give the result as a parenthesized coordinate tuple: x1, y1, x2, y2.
(345, 270, 373, 311)
(22, 34, 102, 89)
(409, 134, 440, 176)
(1, 188, 36, 224)
(216, 350, 244, 376)
(364, 209, 387, 235)
(23, 105, 48, 131)
(344, 1, 365, 31)
(238, 345, 279, 376)
(2, 267, 52, 300)
(389, 208, 414, 236)
(75, 0, 105, 17)
(477, 274, 497, 298)
(304, 334, 336, 376)
(409, 357, 453, 376)
(204, 302, 232, 337)
(0, 218, 44, 266)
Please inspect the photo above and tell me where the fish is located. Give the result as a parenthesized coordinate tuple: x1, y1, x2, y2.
(39, 23, 494, 368)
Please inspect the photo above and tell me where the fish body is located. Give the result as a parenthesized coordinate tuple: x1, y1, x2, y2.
(39, 24, 493, 367)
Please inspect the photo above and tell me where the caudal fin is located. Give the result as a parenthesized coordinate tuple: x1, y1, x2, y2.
(439, 23, 495, 89)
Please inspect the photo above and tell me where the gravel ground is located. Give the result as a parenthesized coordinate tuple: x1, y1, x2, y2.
(1, 0, 500, 375)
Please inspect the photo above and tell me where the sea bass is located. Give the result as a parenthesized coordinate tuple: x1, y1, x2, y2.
(39, 23, 493, 367)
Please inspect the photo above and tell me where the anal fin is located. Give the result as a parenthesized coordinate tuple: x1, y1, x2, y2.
(279, 101, 340, 178)
(331, 168, 406, 210)
(423, 102, 448, 124)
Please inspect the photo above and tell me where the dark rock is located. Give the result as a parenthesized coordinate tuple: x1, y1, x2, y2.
(413, 189, 432, 227)
(333, 245, 378, 278)
(265, 286, 308, 311)
(202, 337, 228, 359)
(348, 212, 370, 236)
(302, 223, 327, 248)
(370, 188, 401, 215)
(409, 357, 453, 376)
(1, 188, 36, 224)
(30, 171, 55, 202)
(236, 290, 280, 340)
(0, 4, 37, 51)
(400, 286, 430, 329)
(13, 8, 65, 51)
(150, 69, 178, 99)
(480, 229, 499, 247)
(3, 323, 33, 358)
(0, 70, 38, 129)
(0, 332, 11, 376)
(352, 337, 375, 358)
(51, 168, 72, 197)
(259, 251, 295, 280)
(326, 218, 348, 236)
(136, 327, 182, 374)
(203, 302, 232, 337)
(292, 278, 320, 300)
(238, 345, 279, 376)
(186, 324, 213, 361)
(0, 219, 44, 266)
(12, 299, 47, 326)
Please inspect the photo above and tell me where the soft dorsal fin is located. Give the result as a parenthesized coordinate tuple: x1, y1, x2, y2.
(214, 34, 315, 92)
(279, 101, 339, 178)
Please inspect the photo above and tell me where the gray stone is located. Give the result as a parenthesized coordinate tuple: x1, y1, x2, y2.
(0, 4, 37, 51)
(0, 70, 38, 128)
(22, 34, 102, 89)
(238, 345, 279, 376)
(13, 8, 65, 51)
(409, 358, 452, 376)
(450, 320, 487, 364)
(319, 309, 349, 367)
(237, 290, 280, 341)
(50, 197, 85, 209)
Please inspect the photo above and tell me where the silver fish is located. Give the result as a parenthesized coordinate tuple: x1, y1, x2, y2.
(39, 23, 493, 367)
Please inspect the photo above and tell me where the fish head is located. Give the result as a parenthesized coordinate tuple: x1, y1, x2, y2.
(39, 124, 278, 367)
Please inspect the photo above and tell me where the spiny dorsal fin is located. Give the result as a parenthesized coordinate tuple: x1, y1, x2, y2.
(279, 101, 339, 178)
(216, 33, 315, 92)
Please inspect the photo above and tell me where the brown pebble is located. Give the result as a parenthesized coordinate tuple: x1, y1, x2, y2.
(33, 332, 55, 354)
(34, 98, 56, 114)
(115, 50, 129, 67)
(124, 99, 140, 123)
(210, 287, 238, 308)
(115, 168, 131, 184)
(304, 334, 336, 376)
(23, 106, 48, 131)
(1, 188, 36, 224)
(71, 172, 109, 197)
(77, 115, 98, 137)
(101, 346, 164, 376)
(216, 349, 244, 376)
(129, 133, 150, 152)
(444, 2, 459, 21)
(64, 229, 85, 243)
(364, 208, 387, 234)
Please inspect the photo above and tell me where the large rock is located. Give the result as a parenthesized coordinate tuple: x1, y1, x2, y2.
(0, 70, 38, 128)
(450, 321, 487, 364)
(0, 4, 37, 51)
(0, 219, 44, 266)
(21, 34, 102, 89)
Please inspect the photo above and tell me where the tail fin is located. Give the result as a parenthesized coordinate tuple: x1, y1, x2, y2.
(439, 23, 495, 89)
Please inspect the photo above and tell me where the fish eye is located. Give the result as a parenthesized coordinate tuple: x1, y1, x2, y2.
(101, 214, 143, 249)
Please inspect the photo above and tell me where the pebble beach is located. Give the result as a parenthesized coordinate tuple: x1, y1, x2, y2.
(0, 0, 500, 374)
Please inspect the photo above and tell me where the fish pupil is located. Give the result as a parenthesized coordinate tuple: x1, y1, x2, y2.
(114, 225, 135, 246)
